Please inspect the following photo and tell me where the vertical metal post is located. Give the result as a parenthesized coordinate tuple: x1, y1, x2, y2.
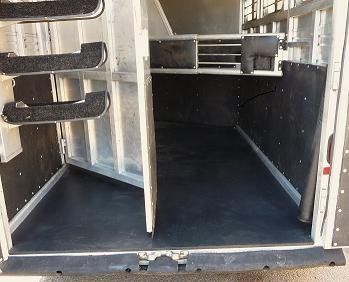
(0, 177, 12, 261)
(312, 0, 349, 246)
(323, 2, 349, 248)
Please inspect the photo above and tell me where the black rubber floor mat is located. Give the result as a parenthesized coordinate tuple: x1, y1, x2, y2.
(10, 126, 311, 253)
(0, 0, 104, 22)
(0, 42, 107, 76)
(1, 91, 109, 125)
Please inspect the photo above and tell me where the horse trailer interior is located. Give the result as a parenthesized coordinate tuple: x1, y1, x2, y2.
(1, 0, 349, 275)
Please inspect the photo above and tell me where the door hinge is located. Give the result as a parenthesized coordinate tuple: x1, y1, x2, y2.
(332, 62, 341, 91)
(141, 28, 149, 59)
(59, 138, 67, 155)
(138, 250, 189, 266)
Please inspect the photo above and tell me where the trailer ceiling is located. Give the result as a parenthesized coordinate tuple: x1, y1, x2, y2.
(159, 0, 241, 34)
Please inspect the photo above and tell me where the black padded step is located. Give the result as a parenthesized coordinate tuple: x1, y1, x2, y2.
(1, 91, 109, 125)
(0, 0, 104, 22)
(0, 42, 107, 76)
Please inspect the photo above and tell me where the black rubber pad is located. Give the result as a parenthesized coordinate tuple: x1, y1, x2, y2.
(241, 36, 279, 74)
(1, 91, 109, 125)
(0, 42, 107, 76)
(0, 0, 104, 22)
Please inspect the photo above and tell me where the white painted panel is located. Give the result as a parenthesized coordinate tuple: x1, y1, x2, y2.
(60, 78, 88, 162)
(160, 0, 241, 34)
(146, 0, 172, 37)
(50, 6, 144, 185)
(0, 78, 22, 163)
(131, 0, 158, 233)
(289, 13, 315, 63)
(316, 8, 333, 65)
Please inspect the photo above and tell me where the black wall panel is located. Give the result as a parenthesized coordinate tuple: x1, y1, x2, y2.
(152, 74, 239, 127)
(239, 62, 327, 196)
(0, 75, 62, 220)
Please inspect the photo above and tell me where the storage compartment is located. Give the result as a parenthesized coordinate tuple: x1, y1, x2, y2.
(1, 0, 346, 271)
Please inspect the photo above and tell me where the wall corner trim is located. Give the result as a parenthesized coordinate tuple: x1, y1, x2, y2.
(236, 125, 302, 206)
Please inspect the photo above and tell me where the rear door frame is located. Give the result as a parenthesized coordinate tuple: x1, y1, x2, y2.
(323, 1, 349, 248)
(310, 0, 349, 247)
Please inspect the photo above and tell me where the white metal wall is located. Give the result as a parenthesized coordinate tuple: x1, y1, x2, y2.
(242, 0, 334, 66)
(50, 0, 157, 233)
(146, 0, 173, 38)
(288, 3, 333, 65)
(159, 0, 241, 35)
(50, 1, 147, 188)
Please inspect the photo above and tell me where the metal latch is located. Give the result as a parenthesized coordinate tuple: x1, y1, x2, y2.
(60, 138, 67, 155)
(138, 251, 189, 266)
(279, 36, 288, 50)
